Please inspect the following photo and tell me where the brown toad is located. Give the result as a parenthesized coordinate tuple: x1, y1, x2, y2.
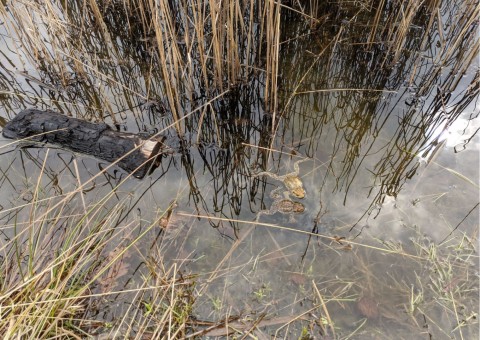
(253, 157, 308, 199)
(256, 187, 306, 223)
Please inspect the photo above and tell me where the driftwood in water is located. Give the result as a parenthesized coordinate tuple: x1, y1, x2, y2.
(2, 109, 164, 178)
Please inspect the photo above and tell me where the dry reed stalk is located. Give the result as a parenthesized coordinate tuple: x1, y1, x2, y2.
(368, 0, 385, 46)
(227, 1, 240, 83)
(440, 1, 479, 65)
(389, 0, 423, 65)
(88, 0, 114, 47)
(191, 0, 210, 89)
(149, 0, 183, 134)
(177, 0, 195, 103)
(245, 0, 255, 72)
(209, 0, 224, 89)
(263, 0, 281, 118)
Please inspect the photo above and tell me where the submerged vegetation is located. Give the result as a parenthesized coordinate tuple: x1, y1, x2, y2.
(0, 0, 478, 338)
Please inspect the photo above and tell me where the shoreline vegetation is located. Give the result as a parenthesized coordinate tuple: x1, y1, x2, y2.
(0, 0, 478, 338)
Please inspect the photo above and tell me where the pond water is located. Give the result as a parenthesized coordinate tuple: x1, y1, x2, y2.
(0, 1, 478, 338)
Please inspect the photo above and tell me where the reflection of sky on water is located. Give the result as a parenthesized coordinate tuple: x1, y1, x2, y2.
(420, 100, 479, 164)
(444, 112, 479, 150)
(370, 111, 478, 243)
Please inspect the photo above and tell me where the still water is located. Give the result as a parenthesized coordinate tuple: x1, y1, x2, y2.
(0, 0, 478, 338)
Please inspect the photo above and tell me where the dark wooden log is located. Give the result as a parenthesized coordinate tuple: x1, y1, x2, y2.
(2, 109, 164, 179)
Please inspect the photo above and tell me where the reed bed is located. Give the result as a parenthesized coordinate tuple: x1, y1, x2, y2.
(0, 0, 283, 132)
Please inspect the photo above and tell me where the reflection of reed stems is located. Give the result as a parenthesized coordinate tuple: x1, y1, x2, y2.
(0, 0, 477, 231)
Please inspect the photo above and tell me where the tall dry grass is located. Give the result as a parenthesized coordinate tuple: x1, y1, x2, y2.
(0, 150, 193, 337)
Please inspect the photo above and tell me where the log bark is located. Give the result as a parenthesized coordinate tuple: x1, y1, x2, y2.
(2, 109, 164, 179)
